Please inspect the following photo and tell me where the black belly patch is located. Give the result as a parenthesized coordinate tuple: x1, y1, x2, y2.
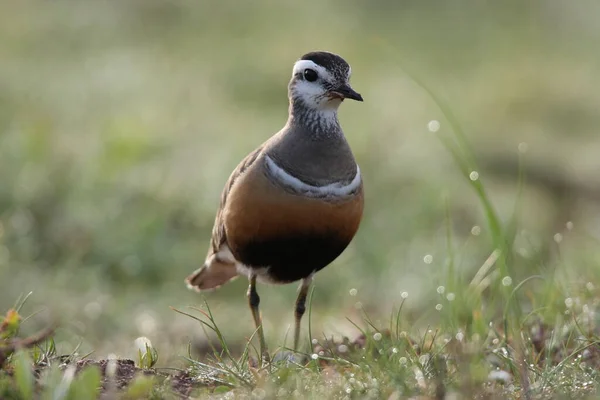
(233, 233, 351, 283)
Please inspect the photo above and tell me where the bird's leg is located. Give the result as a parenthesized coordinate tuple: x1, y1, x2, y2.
(247, 274, 269, 364)
(293, 276, 313, 352)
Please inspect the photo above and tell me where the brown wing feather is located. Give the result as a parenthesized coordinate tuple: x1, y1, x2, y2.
(186, 146, 265, 291)
(207, 146, 264, 257)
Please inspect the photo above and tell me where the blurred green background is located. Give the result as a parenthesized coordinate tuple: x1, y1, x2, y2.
(2, 0, 600, 365)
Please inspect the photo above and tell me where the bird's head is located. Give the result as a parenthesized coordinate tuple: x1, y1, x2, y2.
(288, 51, 363, 111)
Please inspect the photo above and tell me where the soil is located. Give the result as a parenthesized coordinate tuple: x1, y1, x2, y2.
(73, 358, 200, 398)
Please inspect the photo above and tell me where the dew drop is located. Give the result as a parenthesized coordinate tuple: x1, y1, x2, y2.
(427, 120, 440, 132)
(586, 282, 594, 291)
(565, 298, 574, 308)
(435, 304, 443, 311)
(583, 304, 590, 314)
(471, 225, 481, 236)
(423, 254, 433, 264)
(502, 276, 513, 286)
(554, 233, 563, 243)
(446, 293, 455, 301)
(401, 291, 409, 299)
(349, 288, 358, 296)
(373, 332, 382, 341)
(518, 142, 528, 153)
(436, 286, 445, 294)
(469, 171, 479, 181)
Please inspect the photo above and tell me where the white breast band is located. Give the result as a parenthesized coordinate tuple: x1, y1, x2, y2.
(264, 155, 361, 198)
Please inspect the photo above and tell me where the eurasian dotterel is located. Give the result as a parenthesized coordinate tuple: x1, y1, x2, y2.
(186, 51, 364, 363)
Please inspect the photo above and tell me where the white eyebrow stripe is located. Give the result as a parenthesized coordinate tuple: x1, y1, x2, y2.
(292, 60, 333, 82)
(264, 155, 361, 198)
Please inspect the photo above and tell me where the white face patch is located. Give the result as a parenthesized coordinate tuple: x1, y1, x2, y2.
(264, 155, 362, 198)
(290, 60, 340, 111)
(292, 60, 333, 81)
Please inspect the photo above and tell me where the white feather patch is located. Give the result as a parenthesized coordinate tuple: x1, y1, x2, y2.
(265, 155, 361, 198)
(292, 60, 333, 81)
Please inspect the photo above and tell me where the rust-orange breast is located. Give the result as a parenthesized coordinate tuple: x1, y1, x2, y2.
(223, 159, 363, 283)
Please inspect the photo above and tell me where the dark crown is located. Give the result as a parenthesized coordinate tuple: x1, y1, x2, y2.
(299, 51, 350, 81)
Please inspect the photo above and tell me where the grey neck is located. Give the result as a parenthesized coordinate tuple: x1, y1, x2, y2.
(286, 98, 342, 139)
(265, 96, 356, 187)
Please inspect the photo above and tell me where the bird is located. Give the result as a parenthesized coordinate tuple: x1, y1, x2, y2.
(185, 51, 364, 363)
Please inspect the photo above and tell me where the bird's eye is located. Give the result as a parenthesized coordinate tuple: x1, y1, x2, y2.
(303, 69, 318, 82)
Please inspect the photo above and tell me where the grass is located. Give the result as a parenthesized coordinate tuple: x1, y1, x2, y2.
(3, 0, 600, 398)
(3, 279, 600, 398)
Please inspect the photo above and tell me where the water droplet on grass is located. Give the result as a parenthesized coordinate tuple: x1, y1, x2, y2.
(488, 369, 512, 383)
(565, 298, 574, 308)
(437, 286, 445, 294)
(349, 288, 358, 296)
(471, 225, 481, 236)
(469, 171, 479, 181)
(554, 233, 563, 243)
(428, 120, 440, 132)
(311, 353, 318, 360)
(435, 304, 443, 311)
(423, 254, 433, 264)
(518, 142, 528, 153)
(401, 292, 409, 299)
(373, 332, 382, 341)
(566, 221, 574, 230)
(502, 276, 513, 286)
(446, 293, 455, 301)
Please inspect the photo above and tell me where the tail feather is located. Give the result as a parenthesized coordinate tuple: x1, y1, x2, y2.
(185, 259, 238, 291)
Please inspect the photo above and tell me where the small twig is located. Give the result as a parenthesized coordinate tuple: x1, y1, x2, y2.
(0, 325, 56, 367)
